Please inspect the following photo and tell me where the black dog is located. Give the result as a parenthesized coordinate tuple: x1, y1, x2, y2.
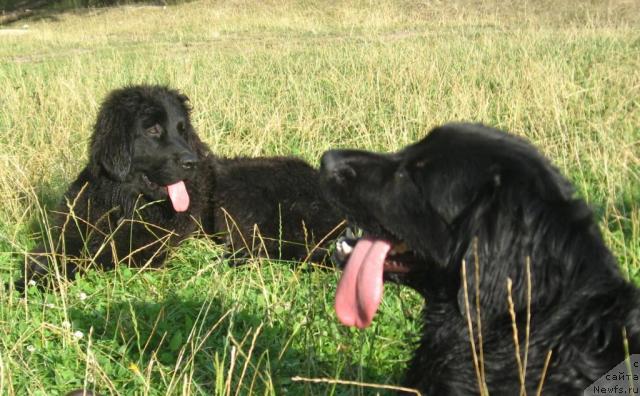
(320, 123, 640, 394)
(209, 155, 344, 264)
(15, 85, 212, 291)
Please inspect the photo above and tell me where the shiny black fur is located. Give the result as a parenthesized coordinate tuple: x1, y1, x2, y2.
(15, 85, 212, 291)
(320, 123, 640, 394)
(209, 156, 343, 264)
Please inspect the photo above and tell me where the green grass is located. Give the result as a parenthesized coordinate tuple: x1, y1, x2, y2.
(0, 0, 639, 394)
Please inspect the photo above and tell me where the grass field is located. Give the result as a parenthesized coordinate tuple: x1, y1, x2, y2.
(0, 0, 639, 394)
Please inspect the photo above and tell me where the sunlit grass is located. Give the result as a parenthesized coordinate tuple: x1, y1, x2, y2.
(0, 0, 638, 394)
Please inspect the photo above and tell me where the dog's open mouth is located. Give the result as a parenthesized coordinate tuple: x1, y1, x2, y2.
(141, 174, 190, 212)
(334, 234, 418, 329)
(335, 237, 414, 273)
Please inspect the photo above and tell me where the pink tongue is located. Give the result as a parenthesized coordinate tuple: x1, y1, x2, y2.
(166, 181, 190, 212)
(335, 237, 392, 329)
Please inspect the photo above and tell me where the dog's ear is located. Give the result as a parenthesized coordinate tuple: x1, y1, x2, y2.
(494, 155, 575, 204)
(531, 162, 575, 202)
(90, 101, 134, 181)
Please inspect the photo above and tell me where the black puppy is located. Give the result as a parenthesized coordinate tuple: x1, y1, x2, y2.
(15, 85, 212, 291)
(320, 123, 640, 394)
(209, 155, 344, 264)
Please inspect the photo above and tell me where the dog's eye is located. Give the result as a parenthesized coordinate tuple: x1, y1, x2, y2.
(146, 124, 162, 137)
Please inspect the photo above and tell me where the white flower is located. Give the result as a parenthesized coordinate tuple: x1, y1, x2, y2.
(28, 279, 37, 286)
(73, 331, 84, 340)
(26, 345, 36, 353)
(78, 292, 88, 301)
(45, 303, 55, 309)
(61, 321, 71, 329)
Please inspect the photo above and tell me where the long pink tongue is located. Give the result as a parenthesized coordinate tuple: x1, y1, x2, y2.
(335, 237, 392, 329)
(166, 181, 190, 212)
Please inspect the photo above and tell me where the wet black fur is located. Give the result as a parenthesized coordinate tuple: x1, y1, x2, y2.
(15, 85, 213, 291)
(320, 123, 640, 394)
(209, 156, 344, 264)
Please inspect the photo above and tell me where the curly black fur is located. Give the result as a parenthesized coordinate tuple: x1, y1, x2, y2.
(15, 85, 213, 291)
(320, 123, 640, 394)
(208, 155, 344, 264)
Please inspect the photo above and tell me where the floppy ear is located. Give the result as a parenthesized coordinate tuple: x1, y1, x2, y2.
(89, 101, 134, 181)
(531, 162, 575, 202)
(497, 156, 575, 203)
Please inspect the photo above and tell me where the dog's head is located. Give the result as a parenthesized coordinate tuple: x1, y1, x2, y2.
(90, 85, 203, 212)
(320, 123, 589, 328)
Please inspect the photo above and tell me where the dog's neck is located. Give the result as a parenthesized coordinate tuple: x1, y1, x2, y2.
(451, 188, 621, 321)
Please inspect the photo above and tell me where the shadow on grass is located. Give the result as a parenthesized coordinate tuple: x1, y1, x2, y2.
(0, 0, 193, 26)
(25, 183, 63, 233)
(0, 181, 61, 285)
(67, 294, 392, 395)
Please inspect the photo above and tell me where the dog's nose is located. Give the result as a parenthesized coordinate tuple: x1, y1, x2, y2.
(178, 153, 199, 170)
(321, 150, 356, 182)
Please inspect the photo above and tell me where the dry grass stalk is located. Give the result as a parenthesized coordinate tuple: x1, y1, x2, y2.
(507, 278, 526, 395)
(291, 376, 422, 395)
(462, 258, 487, 395)
(536, 350, 553, 396)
